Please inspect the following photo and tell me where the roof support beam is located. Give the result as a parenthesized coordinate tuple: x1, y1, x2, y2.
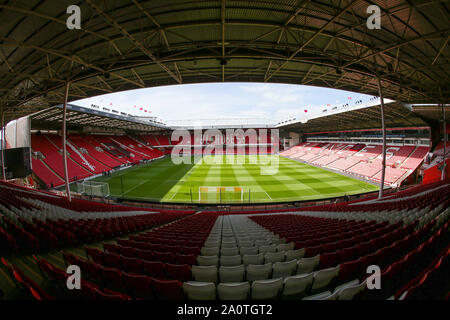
(221, 0, 226, 82)
(86, 0, 182, 84)
(432, 35, 449, 65)
(344, 29, 450, 69)
(265, 0, 361, 82)
(131, 0, 182, 83)
(0, 37, 144, 88)
(0, 4, 123, 55)
(131, 68, 145, 87)
(277, 0, 311, 42)
(0, 51, 14, 72)
(264, 0, 311, 81)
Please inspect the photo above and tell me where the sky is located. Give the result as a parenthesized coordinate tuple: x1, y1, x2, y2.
(72, 82, 376, 125)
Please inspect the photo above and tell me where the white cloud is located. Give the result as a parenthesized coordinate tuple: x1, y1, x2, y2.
(72, 82, 375, 125)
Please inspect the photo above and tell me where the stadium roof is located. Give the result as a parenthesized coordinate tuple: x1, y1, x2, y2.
(409, 103, 450, 123)
(278, 100, 433, 132)
(168, 118, 275, 129)
(1, 0, 449, 123)
(29, 104, 169, 132)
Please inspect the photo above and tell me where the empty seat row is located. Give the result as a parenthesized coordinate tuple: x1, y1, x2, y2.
(183, 276, 365, 300)
(192, 257, 324, 283)
(196, 249, 305, 267)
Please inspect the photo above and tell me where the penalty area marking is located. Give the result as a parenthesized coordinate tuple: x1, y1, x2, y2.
(164, 163, 200, 201)
(122, 179, 150, 195)
(263, 190, 273, 201)
(167, 189, 179, 201)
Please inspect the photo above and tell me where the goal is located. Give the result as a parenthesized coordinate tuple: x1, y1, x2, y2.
(199, 186, 244, 203)
(77, 181, 110, 197)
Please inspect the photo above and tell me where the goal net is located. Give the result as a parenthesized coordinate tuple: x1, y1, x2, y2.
(77, 181, 110, 197)
(199, 186, 244, 203)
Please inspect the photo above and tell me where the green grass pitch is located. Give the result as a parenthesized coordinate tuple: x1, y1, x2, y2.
(92, 155, 379, 204)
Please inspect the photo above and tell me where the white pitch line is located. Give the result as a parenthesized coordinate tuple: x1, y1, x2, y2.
(263, 190, 273, 200)
(123, 179, 150, 195)
(167, 191, 178, 201)
(163, 160, 202, 202)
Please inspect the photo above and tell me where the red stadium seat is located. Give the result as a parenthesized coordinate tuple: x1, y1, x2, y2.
(95, 287, 131, 300)
(85, 247, 103, 264)
(337, 259, 362, 285)
(176, 253, 197, 265)
(120, 256, 142, 274)
(339, 246, 356, 263)
(122, 272, 154, 299)
(79, 280, 100, 300)
(141, 260, 166, 278)
(153, 251, 176, 264)
(117, 246, 137, 258)
(102, 252, 121, 269)
(136, 249, 155, 261)
(305, 244, 323, 257)
(103, 243, 119, 254)
(165, 264, 191, 282)
(99, 265, 125, 290)
(117, 239, 132, 247)
(81, 261, 102, 282)
(319, 251, 339, 269)
(164, 245, 183, 254)
(323, 241, 340, 253)
(151, 278, 184, 300)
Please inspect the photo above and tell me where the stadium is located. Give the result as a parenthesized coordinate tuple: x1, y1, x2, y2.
(0, 0, 449, 306)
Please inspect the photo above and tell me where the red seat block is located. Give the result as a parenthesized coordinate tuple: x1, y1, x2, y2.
(151, 278, 184, 300)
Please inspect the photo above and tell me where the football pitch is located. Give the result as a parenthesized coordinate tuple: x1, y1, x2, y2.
(92, 155, 379, 204)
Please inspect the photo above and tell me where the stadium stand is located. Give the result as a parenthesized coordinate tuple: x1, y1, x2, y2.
(401, 147, 430, 170)
(109, 136, 160, 162)
(1, 179, 448, 300)
(30, 129, 279, 188)
(372, 167, 408, 184)
(93, 136, 132, 163)
(47, 134, 110, 175)
(0, 0, 448, 305)
(69, 135, 123, 168)
(30, 133, 170, 187)
(421, 142, 450, 185)
(432, 142, 450, 158)
(281, 141, 429, 186)
(139, 134, 162, 147)
(31, 134, 92, 183)
(156, 134, 171, 146)
(31, 158, 64, 188)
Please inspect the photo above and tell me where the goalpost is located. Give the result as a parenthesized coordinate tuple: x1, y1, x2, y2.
(199, 186, 244, 203)
(77, 180, 110, 197)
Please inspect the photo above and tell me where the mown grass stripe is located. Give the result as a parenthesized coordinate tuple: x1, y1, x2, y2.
(93, 155, 378, 204)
